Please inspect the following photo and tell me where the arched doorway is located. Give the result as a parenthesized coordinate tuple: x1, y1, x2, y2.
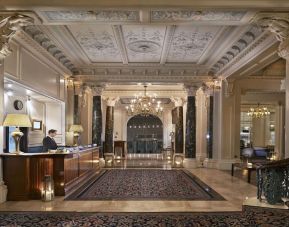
(127, 114, 163, 154)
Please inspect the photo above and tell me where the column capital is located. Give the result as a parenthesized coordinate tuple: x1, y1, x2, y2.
(253, 13, 289, 42)
(170, 97, 184, 107)
(0, 14, 34, 59)
(105, 97, 119, 107)
(253, 13, 289, 59)
(91, 85, 105, 96)
(184, 85, 199, 96)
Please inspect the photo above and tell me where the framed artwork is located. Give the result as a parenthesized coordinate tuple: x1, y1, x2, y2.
(32, 120, 42, 131)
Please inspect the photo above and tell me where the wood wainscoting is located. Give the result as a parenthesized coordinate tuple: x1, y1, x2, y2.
(1, 147, 100, 201)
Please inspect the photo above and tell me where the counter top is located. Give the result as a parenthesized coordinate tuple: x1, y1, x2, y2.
(0, 146, 100, 156)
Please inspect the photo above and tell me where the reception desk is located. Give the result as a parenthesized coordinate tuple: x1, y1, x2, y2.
(1, 147, 100, 200)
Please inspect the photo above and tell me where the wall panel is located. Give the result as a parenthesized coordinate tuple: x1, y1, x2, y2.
(20, 49, 59, 98)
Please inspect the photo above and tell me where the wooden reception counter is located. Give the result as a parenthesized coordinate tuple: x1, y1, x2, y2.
(1, 147, 100, 201)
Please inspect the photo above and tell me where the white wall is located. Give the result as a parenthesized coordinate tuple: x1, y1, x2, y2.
(45, 102, 65, 145)
(27, 99, 45, 147)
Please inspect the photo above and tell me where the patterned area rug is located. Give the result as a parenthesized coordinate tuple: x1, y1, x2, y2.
(66, 169, 224, 200)
(0, 207, 288, 226)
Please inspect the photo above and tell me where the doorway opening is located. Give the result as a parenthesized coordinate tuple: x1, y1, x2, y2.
(127, 114, 163, 154)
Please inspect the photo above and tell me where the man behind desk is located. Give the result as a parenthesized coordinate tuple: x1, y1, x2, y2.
(43, 129, 58, 152)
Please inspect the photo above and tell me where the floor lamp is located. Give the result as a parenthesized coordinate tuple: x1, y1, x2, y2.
(3, 114, 32, 154)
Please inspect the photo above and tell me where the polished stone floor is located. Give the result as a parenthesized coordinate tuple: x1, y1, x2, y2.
(1, 156, 286, 212)
(0, 162, 261, 212)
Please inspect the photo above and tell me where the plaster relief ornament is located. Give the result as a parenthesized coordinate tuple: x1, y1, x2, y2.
(0, 14, 33, 58)
(43, 10, 139, 22)
(151, 10, 246, 22)
(127, 40, 160, 53)
(257, 17, 289, 42)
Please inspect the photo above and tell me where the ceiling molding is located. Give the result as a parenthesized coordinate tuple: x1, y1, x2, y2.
(21, 26, 77, 73)
(75, 73, 212, 83)
(210, 25, 264, 74)
(37, 25, 88, 66)
(160, 25, 176, 64)
(2, 1, 289, 9)
(112, 25, 129, 64)
(216, 32, 278, 78)
(32, 9, 257, 25)
(14, 30, 73, 76)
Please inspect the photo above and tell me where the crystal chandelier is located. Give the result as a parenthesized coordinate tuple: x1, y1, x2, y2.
(247, 103, 270, 118)
(125, 85, 163, 116)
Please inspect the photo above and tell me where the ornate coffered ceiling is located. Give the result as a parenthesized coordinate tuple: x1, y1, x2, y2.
(4, 8, 283, 84)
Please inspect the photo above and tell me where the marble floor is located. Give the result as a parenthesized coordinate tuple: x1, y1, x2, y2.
(0, 166, 261, 212)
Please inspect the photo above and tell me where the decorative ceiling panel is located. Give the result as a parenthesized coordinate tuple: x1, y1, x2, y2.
(122, 25, 166, 63)
(151, 10, 247, 22)
(40, 10, 140, 23)
(68, 25, 122, 62)
(167, 26, 220, 63)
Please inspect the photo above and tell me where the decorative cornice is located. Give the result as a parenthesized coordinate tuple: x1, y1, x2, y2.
(22, 25, 77, 73)
(253, 13, 289, 59)
(216, 32, 277, 78)
(76, 73, 212, 83)
(14, 30, 72, 76)
(0, 14, 33, 59)
(253, 13, 289, 42)
(38, 10, 140, 24)
(210, 25, 263, 74)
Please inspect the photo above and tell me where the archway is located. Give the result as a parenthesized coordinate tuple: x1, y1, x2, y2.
(127, 114, 163, 154)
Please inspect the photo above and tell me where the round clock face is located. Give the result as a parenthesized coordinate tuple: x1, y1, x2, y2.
(14, 100, 24, 110)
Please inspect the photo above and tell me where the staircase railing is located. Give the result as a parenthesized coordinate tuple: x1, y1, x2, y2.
(257, 158, 289, 205)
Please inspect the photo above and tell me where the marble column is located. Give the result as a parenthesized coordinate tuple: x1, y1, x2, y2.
(171, 98, 184, 154)
(185, 93, 196, 158)
(0, 13, 33, 203)
(207, 95, 214, 159)
(92, 96, 102, 146)
(80, 85, 93, 145)
(65, 81, 74, 131)
(104, 97, 118, 154)
(73, 94, 80, 124)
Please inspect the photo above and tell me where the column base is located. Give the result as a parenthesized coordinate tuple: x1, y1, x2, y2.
(183, 158, 197, 169)
(0, 182, 7, 203)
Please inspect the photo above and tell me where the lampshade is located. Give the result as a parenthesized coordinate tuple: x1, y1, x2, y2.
(69, 124, 84, 133)
(3, 114, 32, 127)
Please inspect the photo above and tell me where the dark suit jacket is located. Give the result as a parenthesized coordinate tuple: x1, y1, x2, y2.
(43, 136, 58, 152)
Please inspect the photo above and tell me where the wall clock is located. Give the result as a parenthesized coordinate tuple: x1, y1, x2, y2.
(13, 100, 24, 110)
